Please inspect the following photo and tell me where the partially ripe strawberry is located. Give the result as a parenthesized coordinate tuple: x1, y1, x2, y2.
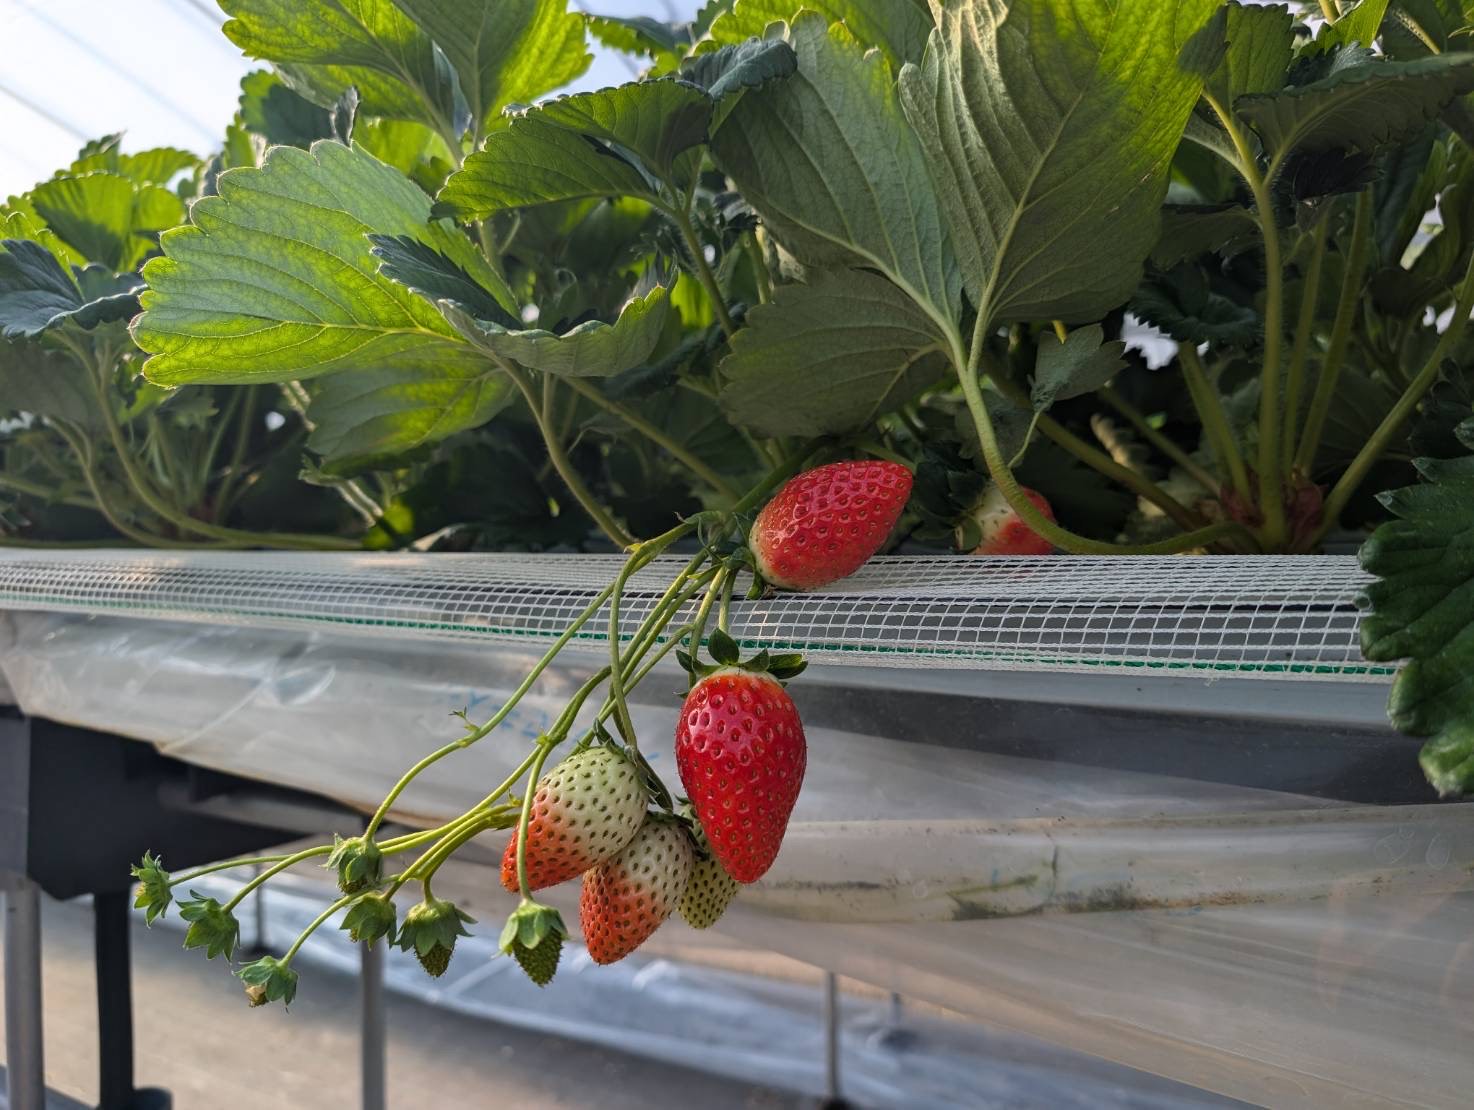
(580, 818, 694, 964)
(963, 485, 1055, 555)
(500, 748, 647, 893)
(750, 460, 912, 591)
(675, 669, 806, 883)
(679, 816, 740, 929)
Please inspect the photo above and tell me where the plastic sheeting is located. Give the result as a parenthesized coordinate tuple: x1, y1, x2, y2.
(170, 871, 1235, 1109)
(1, 611, 1471, 1107)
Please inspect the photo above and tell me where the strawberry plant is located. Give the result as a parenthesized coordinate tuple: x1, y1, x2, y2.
(0, 0, 1466, 997)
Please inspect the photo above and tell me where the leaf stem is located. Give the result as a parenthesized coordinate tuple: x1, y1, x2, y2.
(957, 332, 1253, 554)
(504, 362, 635, 548)
(1099, 387, 1219, 494)
(282, 894, 354, 966)
(1179, 344, 1252, 498)
(0, 472, 97, 511)
(1314, 247, 1474, 543)
(1204, 89, 1287, 546)
(361, 575, 622, 839)
(987, 370, 1206, 532)
(67, 342, 355, 550)
(608, 521, 696, 750)
(513, 739, 558, 900)
(1295, 188, 1373, 474)
(1282, 212, 1332, 477)
(664, 201, 736, 338)
(562, 378, 741, 499)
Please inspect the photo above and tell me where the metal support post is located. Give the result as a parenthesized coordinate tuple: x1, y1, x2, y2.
(3, 880, 45, 1110)
(360, 939, 386, 1110)
(821, 970, 845, 1108)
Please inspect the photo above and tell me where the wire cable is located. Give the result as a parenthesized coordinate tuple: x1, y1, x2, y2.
(15, 0, 221, 145)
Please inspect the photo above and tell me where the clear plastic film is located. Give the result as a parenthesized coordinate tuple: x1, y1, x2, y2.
(2, 610, 1470, 1108)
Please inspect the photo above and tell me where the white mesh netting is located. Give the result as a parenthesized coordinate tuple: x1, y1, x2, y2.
(0, 551, 1388, 680)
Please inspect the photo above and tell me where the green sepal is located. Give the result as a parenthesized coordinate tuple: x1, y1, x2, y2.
(708, 627, 740, 665)
(178, 892, 241, 961)
(324, 834, 384, 895)
(395, 895, 475, 979)
(130, 851, 172, 925)
(500, 901, 568, 987)
(238, 955, 299, 1008)
(340, 893, 398, 944)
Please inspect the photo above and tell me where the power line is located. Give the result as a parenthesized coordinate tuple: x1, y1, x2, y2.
(173, 0, 225, 26)
(15, 0, 221, 145)
(0, 79, 90, 142)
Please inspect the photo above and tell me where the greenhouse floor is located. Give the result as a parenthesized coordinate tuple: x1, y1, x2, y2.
(0, 898, 799, 1109)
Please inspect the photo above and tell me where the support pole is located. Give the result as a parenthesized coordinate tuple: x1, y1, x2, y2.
(94, 891, 135, 1109)
(821, 971, 844, 1108)
(360, 939, 386, 1110)
(3, 880, 45, 1110)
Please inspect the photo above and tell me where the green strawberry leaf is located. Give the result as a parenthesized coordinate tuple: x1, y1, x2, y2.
(1030, 325, 1127, 414)
(28, 172, 184, 270)
(393, 0, 591, 132)
(440, 287, 671, 379)
(712, 14, 960, 327)
(239, 70, 335, 148)
(587, 13, 688, 68)
(704, 0, 933, 71)
(436, 80, 712, 220)
(133, 142, 518, 472)
(678, 36, 798, 101)
(1359, 432, 1474, 796)
(1150, 204, 1262, 269)
(718, 268, 948, 437)
(0, 341, 99, 429)
(221, 0, 469, 138)
(1204, 0, 1295, 105)
(368, 234, 518, 326)
(1237, 52, 1474, 162)
(0, 239, 143, 339)
(1313, 0, 1391, 54)
(66, 137, 200, 188)
(899, 0, 1222, 328)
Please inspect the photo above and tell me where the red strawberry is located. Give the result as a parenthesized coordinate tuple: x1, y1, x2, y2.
(675, 669, 806, 883)
(580, 818, 694, 964)
(750, 460, 912, 591)
(963, 485, 1055, 555)
(500, 748, 647, 893)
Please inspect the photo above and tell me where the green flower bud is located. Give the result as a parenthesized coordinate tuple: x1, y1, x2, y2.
(130, 851, 172, 925)
(340, 892, 398, 945)
(178, 892, 240, 961)
(395, 896, 474, 979)
(325, 835, 383, 895)
(238, 956, 299, 1008)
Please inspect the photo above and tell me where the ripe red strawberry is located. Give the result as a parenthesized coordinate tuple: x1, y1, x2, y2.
(750, 459, 912, 591)
(500, 748, 647, 893)
(580, 818, 694, 964)
(675, 669, 806, 883)
(963, 485, 1055, 555)
(678, 814, 740, 929)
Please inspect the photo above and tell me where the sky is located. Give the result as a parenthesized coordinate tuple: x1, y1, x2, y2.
(0, 0, 703, 199)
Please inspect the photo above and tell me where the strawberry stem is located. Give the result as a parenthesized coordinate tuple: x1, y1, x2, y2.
(281, 894, 355, 967)
(513, 738, 559, 900)
(361, 576, 622, 840)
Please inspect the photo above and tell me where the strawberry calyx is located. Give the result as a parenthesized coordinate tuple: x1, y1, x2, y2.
(676, 627, 807, 684)
(498, 899, 568, 988)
